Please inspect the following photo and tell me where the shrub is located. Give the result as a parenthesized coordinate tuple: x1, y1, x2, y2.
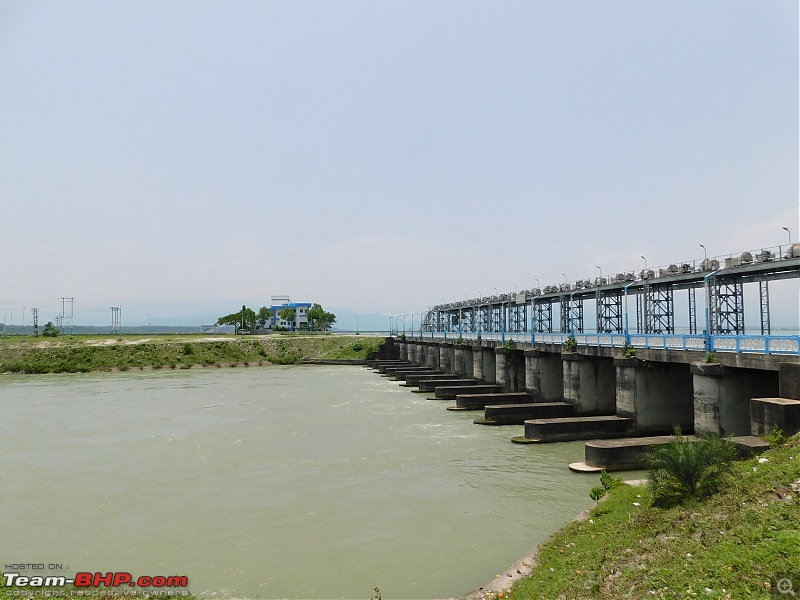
(181, 343, 193, 355)
(588, 470, 623, 501)
(766, 425, 788, 448)
(644, 427, 735, 507)
(621, 344, 636, 358)
(564, 335, 577, 352)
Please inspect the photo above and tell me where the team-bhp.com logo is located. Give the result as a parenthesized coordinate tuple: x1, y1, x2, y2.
(4, 573, 188, 589)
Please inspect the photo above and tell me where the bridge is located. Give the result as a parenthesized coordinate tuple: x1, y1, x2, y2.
(381, 242, 800, 455)
(416, 243, 800, 356)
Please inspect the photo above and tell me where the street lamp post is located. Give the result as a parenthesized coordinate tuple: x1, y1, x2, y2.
(783, 227, 791, 244)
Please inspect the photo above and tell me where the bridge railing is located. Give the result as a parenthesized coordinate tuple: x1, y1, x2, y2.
(710, 335, 800, 355)
(411, 331, 800, 355)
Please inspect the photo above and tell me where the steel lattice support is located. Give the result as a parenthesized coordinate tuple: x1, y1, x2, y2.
(635, 292, 644, 333)
(688, 288, 697, 335)
(490, 304, 504, 332)
(645, 285, 674, 334)
(478, 305, 491, 333)
(560, 296, 584, 333)
(596, 290, 623, 333)
(509, 304, 527, 333)
(533, 300, 553, 333)
(759, 280, 770, 335)
(711, 278, 745, 334)
(461, 307, 475, 333)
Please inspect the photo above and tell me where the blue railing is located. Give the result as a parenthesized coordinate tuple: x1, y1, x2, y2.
(411, 331, 800, 355)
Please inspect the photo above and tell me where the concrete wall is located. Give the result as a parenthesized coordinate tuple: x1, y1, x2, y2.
(692, 362, 780, 437)
(562, 353, 616, 415)
(615, 358, 693, 434)
(524, 350, 563, 400)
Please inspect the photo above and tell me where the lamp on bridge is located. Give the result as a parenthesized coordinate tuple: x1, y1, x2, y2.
(783, 227, 791, 244)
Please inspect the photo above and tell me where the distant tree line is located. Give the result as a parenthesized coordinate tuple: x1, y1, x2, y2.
(216, 303, 336, 333)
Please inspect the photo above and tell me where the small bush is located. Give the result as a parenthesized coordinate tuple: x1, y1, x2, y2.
(622, 344, 636, 358)
(705, 351, 719, 364)
(181, 343, 193, 355)
(564, 335, 577, 352)
(765, 425, 788, 447)
(588, 470, 623, 501)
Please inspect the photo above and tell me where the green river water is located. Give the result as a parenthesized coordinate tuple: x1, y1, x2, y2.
(0, 366, 595, 599)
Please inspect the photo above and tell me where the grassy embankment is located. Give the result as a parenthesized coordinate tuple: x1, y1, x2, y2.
(0, 334, 383, 374)
(500, 433, 800, 600)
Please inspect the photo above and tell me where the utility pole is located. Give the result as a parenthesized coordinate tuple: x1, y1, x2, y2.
(110, 307, 121, 335)
(32, 308, 39, 337)
(61, 297, 74, 336)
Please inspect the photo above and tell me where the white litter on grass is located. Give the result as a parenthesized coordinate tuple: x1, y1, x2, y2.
(758, 457, 769, 464)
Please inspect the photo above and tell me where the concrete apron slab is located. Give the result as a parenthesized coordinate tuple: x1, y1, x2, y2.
(567, 434, 771, 472)
(511, 415, 632, 444)
(475, 402, 577, 425)
(453, 392, 536, 410)
(436, 384, 504, 400)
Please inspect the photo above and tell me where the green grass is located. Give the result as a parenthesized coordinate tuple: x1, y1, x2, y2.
(510, 434, 800, 599)
(0, 335, 384, 374)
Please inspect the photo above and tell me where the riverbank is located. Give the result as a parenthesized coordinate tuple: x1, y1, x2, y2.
(0, 334, 384, 374)
(463, 433, 798, 600)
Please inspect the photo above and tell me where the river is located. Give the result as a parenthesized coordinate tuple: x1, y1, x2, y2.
(0, 366, 594, 599)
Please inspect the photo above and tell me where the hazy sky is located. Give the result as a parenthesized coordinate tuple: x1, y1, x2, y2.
(1, 1, 798, 328)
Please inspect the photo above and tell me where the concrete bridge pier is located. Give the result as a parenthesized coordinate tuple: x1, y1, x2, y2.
(751, 364, 800, 437)
(426, 343, 440, 370)
(615, 358, 693, 434)
(472, 345, 496, 383)
(524, 350, 563, 401)
(398, 341, 408, 361)
(454, 344, 473, 377)
(414, 341, 428, 365)
(439, 343, 455, 374)
(562, 352, 616, 415)
(692, 362, 780, 437)
(495, 347, 525, 392)
(406, 342, 416, 364)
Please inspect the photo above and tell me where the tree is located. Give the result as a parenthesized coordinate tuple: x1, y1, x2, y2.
(42, 321, 60, 337)
(217, 306, 257, 332)
(279, 306, 296, 329)
(256, 306, 271, 329)
(308, 303, 336, 331)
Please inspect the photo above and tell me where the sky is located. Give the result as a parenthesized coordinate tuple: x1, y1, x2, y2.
(0, 1, 798, 329)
